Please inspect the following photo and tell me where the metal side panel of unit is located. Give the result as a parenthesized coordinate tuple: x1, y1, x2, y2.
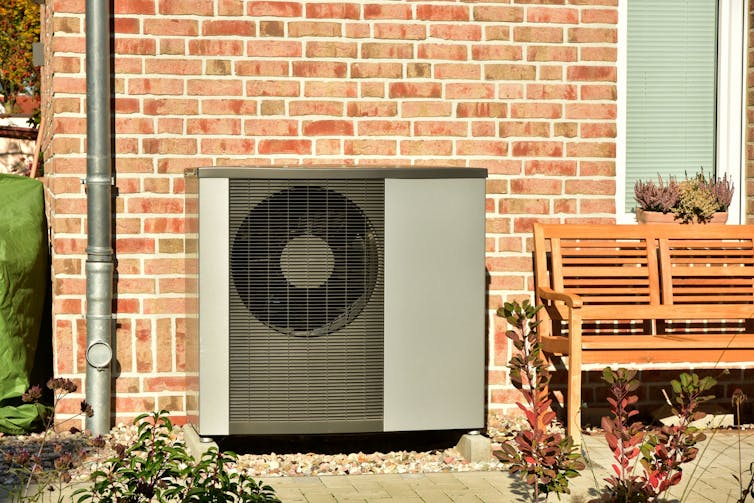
(198, 177, 230, 436)
(383, 177, 486, 432)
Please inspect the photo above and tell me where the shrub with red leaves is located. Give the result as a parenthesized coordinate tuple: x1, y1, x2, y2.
(494, 300, 584, 502)
(591, 369, 715, 502)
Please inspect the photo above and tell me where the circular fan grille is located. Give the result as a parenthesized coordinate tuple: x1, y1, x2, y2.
(230, 186, 379, 337)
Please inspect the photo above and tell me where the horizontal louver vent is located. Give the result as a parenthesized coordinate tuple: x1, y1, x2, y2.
(228, 179, 384, 429)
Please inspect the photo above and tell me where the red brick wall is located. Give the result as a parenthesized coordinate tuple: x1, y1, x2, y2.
(40, 0, 623, 427)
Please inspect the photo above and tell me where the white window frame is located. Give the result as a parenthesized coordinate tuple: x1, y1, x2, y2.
(616, 0, 748, 224)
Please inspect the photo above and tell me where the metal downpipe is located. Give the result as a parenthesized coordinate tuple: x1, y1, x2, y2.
(84, 0, 113, 436)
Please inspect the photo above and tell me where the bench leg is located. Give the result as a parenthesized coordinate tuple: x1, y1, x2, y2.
(567, 310, 583, 443)
(567, 355, 582, 443)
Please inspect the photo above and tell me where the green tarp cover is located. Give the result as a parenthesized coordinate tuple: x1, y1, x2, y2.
(0, 174, 48, 434)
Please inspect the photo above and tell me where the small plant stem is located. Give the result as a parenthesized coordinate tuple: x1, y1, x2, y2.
(23, 392, 59, 497)
(523, 344, 541, 503)
(579, 440, 600, 490)
(738, 401, 743, 498)
(615, 386, 630, 486)
(677, 428, 725, 502)
(661, 415, 689, 501)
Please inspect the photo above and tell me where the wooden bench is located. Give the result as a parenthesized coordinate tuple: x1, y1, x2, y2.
(533, 223, 754, 440)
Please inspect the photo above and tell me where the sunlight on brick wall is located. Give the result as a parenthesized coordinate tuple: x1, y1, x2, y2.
(39, 0, 621, 426)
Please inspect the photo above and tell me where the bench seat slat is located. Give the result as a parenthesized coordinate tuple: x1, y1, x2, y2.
(670, 296, 754, 303)
(562, 258, 649, 265)
(564, 288, 652, 295)
(565, 281, 651, 289)
(581, 334, 754, 350)
(674, 280, 754, 288)
(672, 285, 754, 292)
(543, 336, 754, 363)
(667, 239, 754, 247)
(670, 258, 754, 264)
(560, 249, 648, 256)
(558, 239, 646, 247)
(561, 268, 653, 277)
(578, 304, 754, 318)
(670, 268, 754, 277)
(565, 278, 651, 285)
(577, 296, 654, 304)
(581, 348, 754, 365)
(668, 242, 753, 249)
(575, 305, 660, 317)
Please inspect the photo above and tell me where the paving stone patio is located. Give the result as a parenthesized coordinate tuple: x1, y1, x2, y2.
(261, 430, 754, 502)
(2, 429, 753, 502)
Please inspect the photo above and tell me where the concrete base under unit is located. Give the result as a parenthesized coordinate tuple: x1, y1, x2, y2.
(455, 432, 493, 463)
(183, 425, 494, 464)
(184, 423, 219, 461)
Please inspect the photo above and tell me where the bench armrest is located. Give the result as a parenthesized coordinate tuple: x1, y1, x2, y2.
(537, 286, 583, 309)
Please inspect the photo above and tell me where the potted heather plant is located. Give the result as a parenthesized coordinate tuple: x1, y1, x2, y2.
(634, 170, 734, 224)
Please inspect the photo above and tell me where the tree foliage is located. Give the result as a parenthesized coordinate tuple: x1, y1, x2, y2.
(0, 0, 40, 112)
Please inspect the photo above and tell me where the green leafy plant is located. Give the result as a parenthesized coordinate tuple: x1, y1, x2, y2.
(182, 448, 280, 502)
(3, 378, 97, 503)
(494, 300, 585, 502)
(74, 410, 280, 502)
(590, 369, 715, 502)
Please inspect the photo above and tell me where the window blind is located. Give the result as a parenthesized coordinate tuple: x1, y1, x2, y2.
(625, 0, 718, 212)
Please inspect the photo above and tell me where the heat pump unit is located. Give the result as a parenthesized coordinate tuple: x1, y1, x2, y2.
(189, 167, 487, 436)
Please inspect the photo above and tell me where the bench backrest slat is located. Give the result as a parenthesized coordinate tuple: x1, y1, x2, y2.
(534, 223, 660, 306)
(550, 238, 564, 292)
(659, 228, 754, 305)
(535, 223, 754, 310)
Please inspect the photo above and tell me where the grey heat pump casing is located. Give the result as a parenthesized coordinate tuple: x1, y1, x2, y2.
(191, 167, 487, 436)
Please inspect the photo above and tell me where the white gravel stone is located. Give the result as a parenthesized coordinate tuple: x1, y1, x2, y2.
(1, 421, 514, 487)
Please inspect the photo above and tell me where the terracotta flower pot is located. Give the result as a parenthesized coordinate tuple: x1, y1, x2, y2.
(636, 208, 728, 224)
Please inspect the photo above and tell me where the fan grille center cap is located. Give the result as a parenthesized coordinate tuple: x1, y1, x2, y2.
(280, 234, 335, 288)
